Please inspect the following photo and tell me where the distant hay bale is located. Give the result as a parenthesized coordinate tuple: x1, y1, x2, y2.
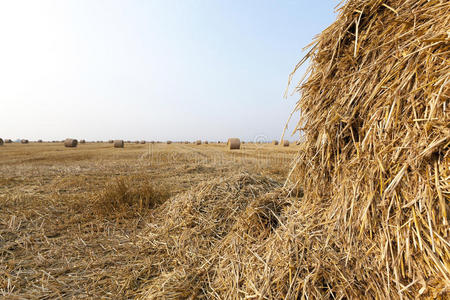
(37, 139, 43, 143)
(282, 140, 289, 147)
(135, 141, 139, 144)
(21, 139, 29, 144)
(204, 141, 208, 144)
(272, 140, 279, 145)
(151, 141, 155, 144)
(0, 138, 3, 146)
(5, 139, 12, 143)
(79, 139, 86, 144)
(195, 140, 201, 145)
(166, 141, 172, 144)
(114, 140, 124, 148)
(108, 140, 114, 143)
(227, 138, 240, 150)
(140, 140, 146, 144)
(64, 138, 78, 148)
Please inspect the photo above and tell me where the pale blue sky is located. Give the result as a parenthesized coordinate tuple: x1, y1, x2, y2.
(0, 0, 337, 142)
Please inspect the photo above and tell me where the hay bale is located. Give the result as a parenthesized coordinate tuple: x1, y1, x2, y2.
(37, 139, 43, 143)
(108, 140, 114, 143)
(227, 138, 240, 150)
(140, 140, 146, 144)
(0, 138, 3, 146)
(272, 140, 279, 145)
(114, 140, 124, 148)
(195, 140, 202, 145)
(21, 139, 29, 144)
(282, 140, 289, 147)
(166, 141, 172, 144)
(204, 141, 208, 144)
(5, 139, 12, 143)
(271, 0, 449, 298)
(79, 139, 86, 144)
(64, 138, 78, 147)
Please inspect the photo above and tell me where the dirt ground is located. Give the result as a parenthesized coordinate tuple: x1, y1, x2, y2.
(0, 142, 296, 299)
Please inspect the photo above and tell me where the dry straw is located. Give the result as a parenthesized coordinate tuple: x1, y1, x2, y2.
(276, 0, 449, 298)
(227, 138, 240, 150)
(64, 138, 78, 148)
(114, 140, 124, 148)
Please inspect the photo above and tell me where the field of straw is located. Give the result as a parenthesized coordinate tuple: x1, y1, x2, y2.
(0, 142, 297, 299)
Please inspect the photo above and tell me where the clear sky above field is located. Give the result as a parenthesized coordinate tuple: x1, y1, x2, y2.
(0, 0, 337, 142)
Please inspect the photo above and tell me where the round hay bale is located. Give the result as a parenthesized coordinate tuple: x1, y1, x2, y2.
(282, 140, 289, 147)
(272, 140, 279, 145)
(134, 141, 139, 144)
(195, 140, 202, 145)
(79, 139, 86, 144)
(0, 138, 3, 146)
(37, 139, 43, 143)
(140, 140, 146, 144)
(166, 141, 172, 144)
(64, 138, 78, 147)
(114, 140, 124, 148)
(151, 141, 155, 144)
(5, 139, 12, 143)
(21, 139, 29, 144)
(227, 138, 240, 150)
(204, 141, 209, 144)
(108, 140, 114, 143)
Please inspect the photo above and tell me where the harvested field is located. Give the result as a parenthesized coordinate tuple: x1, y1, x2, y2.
(0, 142, 296, 299)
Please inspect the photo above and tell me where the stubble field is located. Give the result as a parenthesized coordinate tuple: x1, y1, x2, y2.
(0, 142, 297, 299)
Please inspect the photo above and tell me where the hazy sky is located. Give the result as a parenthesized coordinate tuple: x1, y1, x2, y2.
(0, 0, 337, 142)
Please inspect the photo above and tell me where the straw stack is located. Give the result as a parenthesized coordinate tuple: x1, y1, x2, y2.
(275, 0, 450, 298)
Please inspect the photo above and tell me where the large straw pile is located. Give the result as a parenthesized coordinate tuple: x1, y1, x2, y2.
(279, 0, 449, 298)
